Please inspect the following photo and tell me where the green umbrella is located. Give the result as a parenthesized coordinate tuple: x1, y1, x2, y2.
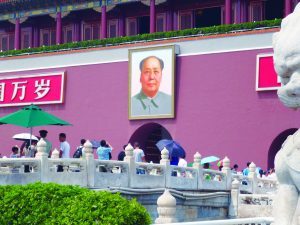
(0, 104, 71, 146)
(0, 104, 71, 127)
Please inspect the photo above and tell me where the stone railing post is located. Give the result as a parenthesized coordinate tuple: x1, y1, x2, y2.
(229, 178, 240, 218)
(221, 156, 232, 190)
(124, 143, 135, 187)
(160, 147, 170, 187)
(160, 147, 170, 165)
(193, 152, 203, 189)
(84, 140, 94, 188)
(35, 138, 48, 183)
(51, 148, 60, 159)
(155, 189, 178, 224)
(248, 162, 257, 193)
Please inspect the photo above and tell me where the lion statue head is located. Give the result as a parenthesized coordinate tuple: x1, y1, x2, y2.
(273, 3, 300, 109)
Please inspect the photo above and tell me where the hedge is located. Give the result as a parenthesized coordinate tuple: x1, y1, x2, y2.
(0, 19, 281, 58)
(0, 182, 152, 225)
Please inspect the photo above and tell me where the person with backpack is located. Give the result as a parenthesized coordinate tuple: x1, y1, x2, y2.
(73, 139, 86, 158)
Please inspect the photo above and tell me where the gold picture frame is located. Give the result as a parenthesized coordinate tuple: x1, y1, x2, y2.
(128, 45, 176, 120)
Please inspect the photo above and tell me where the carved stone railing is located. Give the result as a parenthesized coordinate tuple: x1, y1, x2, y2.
(94, 160, 129, 188)
(167, 165, 198, 190)
(46, 158, 87, 186)
(0, 158, 40, 185)
(151, 217, 274, 225)
(131, 162, 166, 188)
(202, 169, 227, 190)
(0, 140, 278, 195)
(229, 177, 275, 218)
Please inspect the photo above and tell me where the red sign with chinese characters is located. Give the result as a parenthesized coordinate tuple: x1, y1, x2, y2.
(0, 72, 65, 107)
(256, 54, 281, 91)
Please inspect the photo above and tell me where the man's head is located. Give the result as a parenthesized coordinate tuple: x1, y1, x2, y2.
(273, 4, 300, 108)
(133, 142, 140, 149)
(59, 133, 66, 142)
(80, 139, 86, 146)
(139, 56, 164, 98)
(100, 140, 107, 147)
(12, 146, 19, 154)
(39, 130, 48, 138)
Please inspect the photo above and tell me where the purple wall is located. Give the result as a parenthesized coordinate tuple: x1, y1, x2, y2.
(0, 48, 299, 170)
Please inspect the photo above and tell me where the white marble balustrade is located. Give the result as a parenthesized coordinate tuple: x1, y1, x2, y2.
(0, 158, 40, 185)
(152, 217, 274, 225)
(0, 140, 278, 194)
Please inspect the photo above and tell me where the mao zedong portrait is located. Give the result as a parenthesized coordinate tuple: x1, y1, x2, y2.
(131, 56, 172, 117)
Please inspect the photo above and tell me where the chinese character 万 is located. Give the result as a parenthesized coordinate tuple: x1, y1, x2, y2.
(34, 79, 51, 99)
(11, 81, 27, 100)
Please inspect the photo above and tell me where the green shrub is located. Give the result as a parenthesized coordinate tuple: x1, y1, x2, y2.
(0, 19, 281, 58)
(0, 182, 151, 225)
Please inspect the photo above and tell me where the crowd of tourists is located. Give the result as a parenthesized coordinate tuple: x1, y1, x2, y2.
(0, 132, 277, 180)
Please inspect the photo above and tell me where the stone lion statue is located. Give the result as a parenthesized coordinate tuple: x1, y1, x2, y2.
(272, 3, 300, 225)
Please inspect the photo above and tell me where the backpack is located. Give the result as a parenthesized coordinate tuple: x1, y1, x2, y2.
(73, 146, 83, 158)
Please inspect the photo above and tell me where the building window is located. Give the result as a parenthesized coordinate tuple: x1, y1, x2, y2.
(108, 19, 118, 38)
(63, 25, 73, 43)
(249, 2, 263, 22)
(0, 33, 14, 51)
(82, 22, 100, 41)
(179, 11, 192, 30)
(40, 28, 56, 46)
(0, 34, 8, 51)
(156, 13, 166, 32)
(21, 30, 31, 49)
(196, 7, 222, 27)
(126, 18, 137, 36)
(232, 0, 238, 23)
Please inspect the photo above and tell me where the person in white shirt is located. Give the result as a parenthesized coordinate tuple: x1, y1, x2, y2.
(59, 133, 70, 158)
(133, 142, 145, 162)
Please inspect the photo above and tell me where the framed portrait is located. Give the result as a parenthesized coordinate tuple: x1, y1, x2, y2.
(128, 45, 176, 120)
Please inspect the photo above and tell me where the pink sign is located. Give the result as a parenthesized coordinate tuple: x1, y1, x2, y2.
(256, 54, 281, 91)
(0, 72, 65, 107)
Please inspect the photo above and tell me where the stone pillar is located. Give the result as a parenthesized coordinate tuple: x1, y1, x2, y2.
(160, 147, 170, 165)
(35, 138, 49, 183)
(225, 0, 232, 24)
(124, 143, 135, 187)
(150, 0, 156, 33)
(14, 18, 20, 50)
(84, 140, 94, 188)
(101, 1, 107, 39)
(285, 0, 292, 16)
(155, 189, 177, 224)
(229, 179, 240, 218)
(51, 148, 60, 159)
(222, 156, 232, 190)
(193, 152, 203, 189)
(248, 162, 257, 193)
(56, 12, 62, 44)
